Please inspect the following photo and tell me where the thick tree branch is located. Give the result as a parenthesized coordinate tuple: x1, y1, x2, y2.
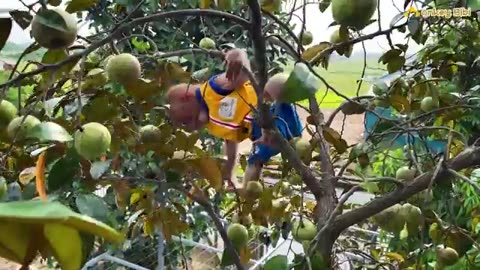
(247, 0, 268, 90)
(333, 146, 480, 234)
(0, 9, 249, 89)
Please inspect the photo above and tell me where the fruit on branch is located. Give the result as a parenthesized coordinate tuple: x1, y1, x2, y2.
(445, 229, 473, 257)
(0, 177, 7, 200)
(372, 81, 389, 96)
(199, 37, 216, 50)
(139, 125, 162, 144)
(357, 153, 370, 167)
(420, 96, 439, 112)
(31, 8, 78, 50)
(0, 100, 18, 130)
(396, 166, 417, 182)
(292, 218, 317, 242)
(401, 203, 423, 234)
(232, 213, 253, 227)
(435, 246, 459, 267)
(300, 31, 313, 46)
(74, 122, 111, 160)
(291, 138, 313, 165)
(245, 181, 263, 200)
(331, 0, 377, 30)
(329, 27, 353, 56)
(227, 223, 249, 249)
(429, 223, 443, 244)
(7, 115, 40, 142)
(372, 204, 405, 234)
(105, 53, 142, 86)
(270, 198, 289, 222)
(341, 100, 366, 115)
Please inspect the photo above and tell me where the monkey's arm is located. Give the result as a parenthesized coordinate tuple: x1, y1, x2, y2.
(214, 48, 251, 91)
(223, 139, 238, 182)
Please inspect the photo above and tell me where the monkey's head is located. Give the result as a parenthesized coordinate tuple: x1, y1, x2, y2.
(166, 83, 202, 127)
(264, 73, 289, 102)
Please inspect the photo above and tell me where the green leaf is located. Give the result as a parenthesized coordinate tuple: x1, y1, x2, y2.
(318, 0, 331, 12)
(41, 49, 79, 84)
(261, 0, 282, 13)
(264, 255, 288, 270)
(301, 42, 331, 63)
(47, 150, 81, 192)
(282, 62, 322, 103)
(66, 0, 99, 13)
(217, 0, 234, 10)
(9, 10, 32, 30)
(34, 9, 70, 33)
(27, 122, 73, 143)
(90, 160, 111, 180)
(378, 49, 402, 65)
(220, 250, 234, 267)
(75, 194, 110, 224)
(0, 200, 123, 244)
(387, 56, 406, 74)
(0, 18, 13, 51)
(199, 0, 211, 8)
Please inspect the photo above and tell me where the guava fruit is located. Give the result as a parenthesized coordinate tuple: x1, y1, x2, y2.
(372, 81, 389, 96)
(232, 213, 253, 227)
(271, 198, 289, 220)
(445, 230, 473, 256)
(340, 100, 366, 115)
(74, 122, 111, 160)
(429, 223, 443, 243)
(292, 138, 313, 164)
(292, 219, 317, 242)
(396, 166, 416, 181)
(372, 204, 405, 234)
(0, 177, 7, 200)
(199, 37, 216, 50)
(245, 181, 263, 200)
(357, 153, 370, 167)
(436, 246, 459, 267)
(332, 0, 377, 30)
(227, 223, 249, 248)
(7, 115, 41, 142)
(105, 53, 142, 86)
(0, 100, 18, 129)
(31, 8, 78, 50)
(301, 31, 313, 46)
(420, 96, 439, 112)
(402, 203, 423, 234)
(139, 125, 162, 144)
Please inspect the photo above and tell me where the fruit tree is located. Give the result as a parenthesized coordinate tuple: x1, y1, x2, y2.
(2, 0, 480, 269)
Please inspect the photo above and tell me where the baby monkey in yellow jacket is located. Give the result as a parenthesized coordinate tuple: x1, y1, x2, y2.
(166, 48, 303, 192)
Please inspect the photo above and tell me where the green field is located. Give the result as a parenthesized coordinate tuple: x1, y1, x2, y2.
(0, 50, 386, 109)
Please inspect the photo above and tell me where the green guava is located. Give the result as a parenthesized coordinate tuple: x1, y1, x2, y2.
(0, 100, 18, 129)
(7, 115, 41, 142)
(31, 8, 78, 50)
(105, 53, 142, 86)
(227, 223, 249, 249)
(74, 122, 112, 160)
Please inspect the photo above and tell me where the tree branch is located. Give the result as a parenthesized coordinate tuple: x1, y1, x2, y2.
(333, 146, 480, 234)
(246, 0, 268, 90)
(0, 9, 250, 89)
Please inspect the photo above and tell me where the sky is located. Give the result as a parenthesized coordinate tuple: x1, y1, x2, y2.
(0, 0, 423, 55)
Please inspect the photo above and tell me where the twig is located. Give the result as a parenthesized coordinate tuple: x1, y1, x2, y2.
(448, 169, 480, 194)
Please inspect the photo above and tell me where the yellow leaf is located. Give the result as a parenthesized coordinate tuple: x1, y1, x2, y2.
(43, 223, 82, 270)
(143, 216, 155, 235)
(322, 126, 348, 154)
(155, 208, 189, 241)
(66, 0, 99, 13)
(35, 151, 47, 202)
(385, 252, 404, 262)
(301, 42, 331, 62)
(199, 0, 211, 8)
(189, 157, 223, 192)
(129, 191, 142, 205)
(388, 95, 411, 113)
(261, 0, 281, 13)
(18, 167, 36, 185)
(239, 245, 251, 265)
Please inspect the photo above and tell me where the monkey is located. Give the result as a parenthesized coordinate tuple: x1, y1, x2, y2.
(166, 48, 303, 193)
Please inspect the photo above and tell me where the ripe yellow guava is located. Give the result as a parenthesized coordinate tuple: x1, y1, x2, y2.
(245, 181, 263, 200)
(372, 204, 406, 234)
(74, 122, 111, 160)
(7, 115, 41, 141)
(31, 8, 78, 50)
(396, 166, 416, 181)
(0, 100, 18, 129)
(332, 0, 377, 30)
(301, 31, 313, 46)
(139, 125, 162, 144)
(199, 37, 216, 50)
(292, 218, 317, 242)
(436, 246, 459, 267)
(227, 223, 249, 248)
(420, 96, 439, 112)
(105, 53, 142, 86)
